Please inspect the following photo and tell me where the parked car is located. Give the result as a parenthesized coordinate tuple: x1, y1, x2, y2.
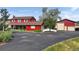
(42, 28, 57, 32)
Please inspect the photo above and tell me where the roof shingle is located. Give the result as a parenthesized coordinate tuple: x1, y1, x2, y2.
(10, 21, 43, 25)
(12, 16, 35, 20)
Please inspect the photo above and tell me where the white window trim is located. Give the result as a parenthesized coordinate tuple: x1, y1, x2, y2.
(18, 20, 21, 22)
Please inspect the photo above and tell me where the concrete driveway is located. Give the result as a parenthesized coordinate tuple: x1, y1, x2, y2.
(0, 31, 79, 51)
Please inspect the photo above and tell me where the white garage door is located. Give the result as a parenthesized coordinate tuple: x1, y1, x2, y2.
(57, 23, 64, 30)
(68, 27, 75, 31)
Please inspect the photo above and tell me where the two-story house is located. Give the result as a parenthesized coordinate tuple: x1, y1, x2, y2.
(9, 16, 43, 31)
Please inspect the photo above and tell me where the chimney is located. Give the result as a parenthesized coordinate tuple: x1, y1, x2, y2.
(13, 15, 15, 18)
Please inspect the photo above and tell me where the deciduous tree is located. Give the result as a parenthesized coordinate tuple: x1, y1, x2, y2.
(40, 8, 61, 30)
(0, 8, 10, 31)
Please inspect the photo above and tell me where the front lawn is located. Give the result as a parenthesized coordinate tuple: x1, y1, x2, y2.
(11, 29, 26, 32)
(43, 37, 79, 51)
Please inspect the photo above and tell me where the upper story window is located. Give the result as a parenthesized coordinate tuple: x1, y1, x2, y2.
(12, 20, 14, 22)
(24, 20, 26, 22)
(12, 20, 15, 22)
(18, 20, 21, 22)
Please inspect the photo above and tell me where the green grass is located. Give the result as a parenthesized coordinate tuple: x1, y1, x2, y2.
(11, 29, 42, 32)
(0, 31, 12, 42)
(34, 30, 42, 32)
(11, 29, 26, 32)
(43, 37, 79, 51)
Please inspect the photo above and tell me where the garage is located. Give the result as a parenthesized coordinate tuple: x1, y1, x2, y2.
(75, 26, 79, 31)
(56, 19, 76, 31)
(68, 26, 75, 31)
(56, 23, 64, 30)
(75, 28, 79, 31)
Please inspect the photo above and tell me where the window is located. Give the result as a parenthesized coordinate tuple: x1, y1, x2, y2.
(24, 20, 26, 22)
(12, 20, 14, 22)
(18, 20, 21, 22)
(14, 20, 16, 22)
(12, 20, 15, 22)
(31, 26, 35, 29)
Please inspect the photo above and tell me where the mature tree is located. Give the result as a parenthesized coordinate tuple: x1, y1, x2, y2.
(39, 7, 48, 21)
(42, 7, 48, 14)
(40, 8, 60, 30)
(77, 21, 79, 24)
(0, 8, 10, 31)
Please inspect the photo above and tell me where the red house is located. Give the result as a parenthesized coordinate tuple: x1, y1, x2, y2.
(56, 19, 77, 31)
(10, 16, 43, 31)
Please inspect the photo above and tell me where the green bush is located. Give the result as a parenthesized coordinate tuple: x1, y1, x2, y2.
(11, 29, 26, 32)
(34, 30, 42, 32)
(0, 31, 12, 42)
(5, 28, 11, 31)
(0, 24, 9, 31)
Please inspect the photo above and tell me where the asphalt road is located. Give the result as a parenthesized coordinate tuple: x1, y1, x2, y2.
(0, 31, 79, 51)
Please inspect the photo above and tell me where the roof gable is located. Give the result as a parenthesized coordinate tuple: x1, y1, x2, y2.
(57, 19, 76, 23)
(12, 16, 35, 20)
(10, 21, 43, 25)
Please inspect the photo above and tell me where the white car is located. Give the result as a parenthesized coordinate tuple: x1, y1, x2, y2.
(42, 28, 57, 32)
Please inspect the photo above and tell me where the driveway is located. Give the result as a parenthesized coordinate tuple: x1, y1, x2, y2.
(0, 31, 79, 51)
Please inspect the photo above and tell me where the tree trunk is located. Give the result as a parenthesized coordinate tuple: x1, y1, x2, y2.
(3, 26, 5, 31)
(3, 20, 5, 32)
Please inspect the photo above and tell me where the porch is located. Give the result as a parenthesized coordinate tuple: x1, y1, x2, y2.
(11, 25, 26, 30)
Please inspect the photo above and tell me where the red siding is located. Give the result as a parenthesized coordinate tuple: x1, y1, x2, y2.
(26, 25, 41, 31)
(28, 18, 36, 22)
(11, 17, 36, 23)
(64, 20, 75, 26)
(26, 25, 30, 31)
(35, 26, 41, 30)
(15, 19, 18, 23)
(21, 19, 25, 23)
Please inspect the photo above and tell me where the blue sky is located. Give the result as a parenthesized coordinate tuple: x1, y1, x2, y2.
(0, 7, 79, 21)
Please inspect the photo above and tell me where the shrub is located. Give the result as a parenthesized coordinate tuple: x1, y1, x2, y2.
(34, 30, 42, 32)
(5, 28, 11, 31)
(0, 31, 12, 42)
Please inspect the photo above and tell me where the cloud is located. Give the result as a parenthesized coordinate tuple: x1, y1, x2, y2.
(59, 7, 79, 21)
(71, 7, 79, 12)
(60, 13, 79, 21)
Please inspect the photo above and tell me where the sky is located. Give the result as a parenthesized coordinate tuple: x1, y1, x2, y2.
(0, 7, 79, 21)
